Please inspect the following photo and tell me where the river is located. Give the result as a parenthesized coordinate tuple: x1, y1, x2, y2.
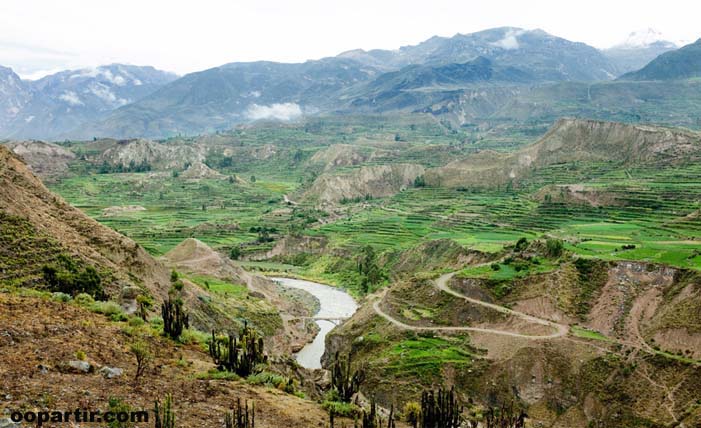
(271, 277, 357, 369)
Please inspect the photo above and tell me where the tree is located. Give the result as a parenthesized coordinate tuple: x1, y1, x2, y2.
(413, 175, 426, 188)
(230, 246, 242, 260)
(357, 246, 385, 294)
(130, 341, 151, 386)
(545, 238, 564, 258)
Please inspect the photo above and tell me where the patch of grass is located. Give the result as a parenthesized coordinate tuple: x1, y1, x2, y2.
(571, 325, 614, 342)
(379, 335, 476, 377)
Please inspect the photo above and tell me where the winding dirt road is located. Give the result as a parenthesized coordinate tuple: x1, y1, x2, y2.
(372, 272, 569, 339)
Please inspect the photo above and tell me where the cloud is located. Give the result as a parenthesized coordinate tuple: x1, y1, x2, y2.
(492, 29, 524, 50)
(59, 91, 83, 106)
(245, 103, 302, 121)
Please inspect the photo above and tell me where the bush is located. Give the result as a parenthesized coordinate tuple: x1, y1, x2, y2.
(403, 401, 421, 426)
(90, 301, 127, 321)
(321, 401, 360, 418)
(42, 254, 105, 299)
(51, 292, 72, 302)
(74, 293, 95, 306)
(545, 238, 564, 258)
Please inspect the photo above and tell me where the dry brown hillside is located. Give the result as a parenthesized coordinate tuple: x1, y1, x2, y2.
(426, 118, 701, 189)
(0, 292, 342, 428)
(0, 145, 170, 299)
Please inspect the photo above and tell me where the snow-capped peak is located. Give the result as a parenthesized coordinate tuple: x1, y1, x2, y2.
(614, 28, 677, 49)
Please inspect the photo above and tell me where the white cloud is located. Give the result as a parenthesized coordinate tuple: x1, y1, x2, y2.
(245, 103, 303, 121)
(492, 29, 524, 50)
(59, 90, 83, 106)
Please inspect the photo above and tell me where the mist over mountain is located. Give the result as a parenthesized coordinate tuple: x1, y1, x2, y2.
(340, 27, 618, 81)
(620, 39, 701, 81)
(1, 27, 700, 140)
(0, 64, 177, 139)
(603, 29, 679, 74)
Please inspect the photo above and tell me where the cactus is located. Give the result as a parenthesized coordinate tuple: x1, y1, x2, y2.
(362, 399, 378, 428)
(154, 394, 175, 428)
(483, 403, 526, 428)
(161, 299, 189, 341)
(225, 398, 255, 428)
(209, 321, 267, 377)
(331, 351, 365, 403)
(419, 387, 462, 428)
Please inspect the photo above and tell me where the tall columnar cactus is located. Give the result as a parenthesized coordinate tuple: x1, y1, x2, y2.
(225, 398, 255, 428)
(331, 351, 366, 403)
(209, 321, 266, 377)
(161, 299, 189, 340)
(420, 387, 462, 428)
(483, 404, 526, 428)
(154, 394, 175, 428)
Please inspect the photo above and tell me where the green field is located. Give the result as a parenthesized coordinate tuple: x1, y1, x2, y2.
(48, 118, 701, 280)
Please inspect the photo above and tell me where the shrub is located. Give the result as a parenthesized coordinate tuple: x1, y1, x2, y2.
(42, 254, 105, 299)
(403, 401, 421, 427)
(51, 292, 72, 302)
(74, 293, 95, 306)
(545, 238, 564, 258)
(322, 401, 360, 418)
(130, 341, 151, 386)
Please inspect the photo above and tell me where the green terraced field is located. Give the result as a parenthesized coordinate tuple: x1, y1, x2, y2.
(48, 120, 701, 275)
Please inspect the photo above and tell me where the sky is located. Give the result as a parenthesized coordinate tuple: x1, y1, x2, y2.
(1, 0, 699, 79)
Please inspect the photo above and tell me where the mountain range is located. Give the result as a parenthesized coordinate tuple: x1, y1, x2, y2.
(2, 27, 698, 140)
(0, 64, 177, 139)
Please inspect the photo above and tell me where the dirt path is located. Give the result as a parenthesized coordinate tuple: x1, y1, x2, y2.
(371, 272, 569, 339)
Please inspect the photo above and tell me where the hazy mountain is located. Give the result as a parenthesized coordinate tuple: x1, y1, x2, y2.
(343, 56, 536, 112)
(0, 66, 32, 131)
(339, 27, 618, 81)
(75, 58, 380, 139)
(604, 29, 679, 74)
(0, 64, 177, 140)
(620, 39, 701, 81)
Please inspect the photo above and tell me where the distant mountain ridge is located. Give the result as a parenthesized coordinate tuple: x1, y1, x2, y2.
(620, 39, 701, 81)
(340, 27, 618, 81)
(0, 64, 177, 140)
(603, 29, 679, 74)
(1, 27, 699, 140)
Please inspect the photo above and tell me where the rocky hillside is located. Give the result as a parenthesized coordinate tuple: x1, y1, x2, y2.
(98, 138, 206, 170)
(0, 144, 170, 298)
(324, 244, 701, 427)
(0, 291, 338, 428)
(3, 140, 76, 181)
(426, 118, 701, 188)
(305, 163, 425, 204)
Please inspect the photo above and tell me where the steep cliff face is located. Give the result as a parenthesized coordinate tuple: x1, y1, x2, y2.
(0, 145, 170, 298)
(305, 163, 425, 204)
(426, 118, 701, 188)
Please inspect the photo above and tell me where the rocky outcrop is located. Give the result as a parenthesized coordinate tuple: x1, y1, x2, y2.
(4, 140, 76, 181)
(305, 163, 425, 204)
(99, 139, 206, 170)
(427, 118, 701, 189)
(308, 144, 378, 172)
(180, 161, 225, 180)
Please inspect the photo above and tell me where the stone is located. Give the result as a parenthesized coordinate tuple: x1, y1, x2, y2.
(99, 366, 124, 379)
(67, 360, 93, 373)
